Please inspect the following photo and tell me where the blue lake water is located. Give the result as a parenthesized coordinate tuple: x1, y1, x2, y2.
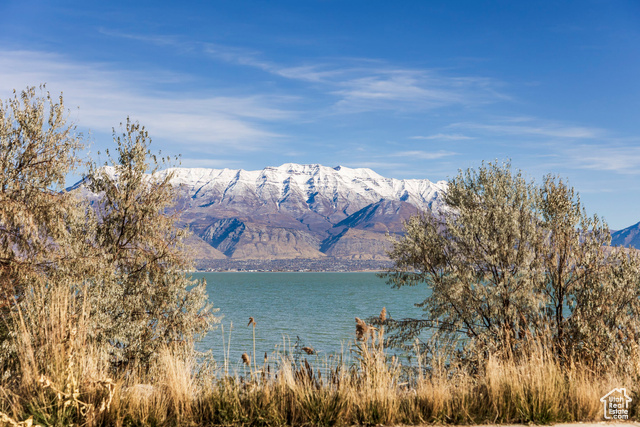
(190, 272, 428, 368)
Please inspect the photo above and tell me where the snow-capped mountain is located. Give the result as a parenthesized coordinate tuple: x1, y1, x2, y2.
(75, 163, 447, 266)
(164, 163, 445, 217)
(162, 164, 446, 262)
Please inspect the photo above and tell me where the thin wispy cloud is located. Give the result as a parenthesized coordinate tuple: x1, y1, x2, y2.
(202, 44, 275, 72)
(0, 50, 291, 149)
(275, 65, 347, 83)
(340, 161, 407, 170)
(178, 158, 244, 169)
(200, 42, 506, 112)
(451, 119, 602, 139)
(323, 68, 503, 113)
(390, 150, 458, 160)
(104, 31, 507, 114)
(98, 29, 184, 48)
(332, 72, 458, 112)
(563, 144, 640, 174)
(410, 133, 473, 140)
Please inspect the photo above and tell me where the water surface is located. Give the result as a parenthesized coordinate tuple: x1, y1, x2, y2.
(192, 272, 428, 368)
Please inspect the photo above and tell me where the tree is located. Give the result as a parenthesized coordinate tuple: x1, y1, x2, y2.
(379, 161, 640, 367)
(87, 119, 216, 367)
(0, 86, 86, 308)
(539, 176, 640, 365)
(0, 87, 216, 373)
(0, 86, 98, 377)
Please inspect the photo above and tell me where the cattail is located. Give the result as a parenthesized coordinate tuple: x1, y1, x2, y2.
(355, 317, 369, 341)
(302, 346, 315, 355)
(248, 317, 257, 368)
(379, 307, 387, 322)
(242, 352, 250, 365)
(264, 352, 268, 363)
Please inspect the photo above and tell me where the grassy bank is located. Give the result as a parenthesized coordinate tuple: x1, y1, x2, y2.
(0, 295, 635, 427)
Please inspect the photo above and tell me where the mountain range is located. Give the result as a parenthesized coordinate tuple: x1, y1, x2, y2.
(155, 163, 447, 268)
(71, 162, 640, 270)
(611, 222, 640, 250)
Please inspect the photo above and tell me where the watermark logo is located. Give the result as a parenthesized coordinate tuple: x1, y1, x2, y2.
(600, 388, 632, 420)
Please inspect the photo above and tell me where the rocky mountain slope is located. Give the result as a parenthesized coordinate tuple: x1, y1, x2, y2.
(71, 163, 447, 268)
(74, 163, 640, 268)
(161, 163, 447, 265)
(611, 221, 640, 249)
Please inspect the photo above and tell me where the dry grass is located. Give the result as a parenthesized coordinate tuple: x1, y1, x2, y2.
(1, 289, 637, 426)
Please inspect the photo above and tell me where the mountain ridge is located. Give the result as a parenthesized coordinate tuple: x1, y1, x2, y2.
(611, 221, 640, 249)
(166, 163, 447, 266)
(71, 163, 640, 269)
(72, 163, 447, 268)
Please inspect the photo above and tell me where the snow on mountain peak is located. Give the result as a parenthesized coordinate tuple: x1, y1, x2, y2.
(157, 163, 446, 213)
(71, 163, 447, 216)
(67, 162, 451, 263)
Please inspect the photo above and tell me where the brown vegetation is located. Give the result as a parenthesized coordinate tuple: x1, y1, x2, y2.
(0, 310, 635, 426)
(1, 89, 637, 425)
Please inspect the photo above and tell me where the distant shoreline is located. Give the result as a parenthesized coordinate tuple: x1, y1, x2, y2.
(193, 269, 387, 273)
(193, 258, 394, 273)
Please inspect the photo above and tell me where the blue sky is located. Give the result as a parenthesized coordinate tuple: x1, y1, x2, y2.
(1, 0, 639, 229)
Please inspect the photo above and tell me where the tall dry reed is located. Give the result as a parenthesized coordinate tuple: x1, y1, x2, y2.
(1, 286, 636, 426)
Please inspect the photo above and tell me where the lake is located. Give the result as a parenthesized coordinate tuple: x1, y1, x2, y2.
(190, 272, 429, 369)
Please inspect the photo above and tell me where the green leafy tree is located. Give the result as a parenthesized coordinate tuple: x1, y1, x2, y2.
(380, 161, 640, 367)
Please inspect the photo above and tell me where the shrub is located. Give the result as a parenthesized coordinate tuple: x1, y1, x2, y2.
(86, 119, 216, 368)
(380, 161, 640, 370)
(0, 87, 216, 376)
